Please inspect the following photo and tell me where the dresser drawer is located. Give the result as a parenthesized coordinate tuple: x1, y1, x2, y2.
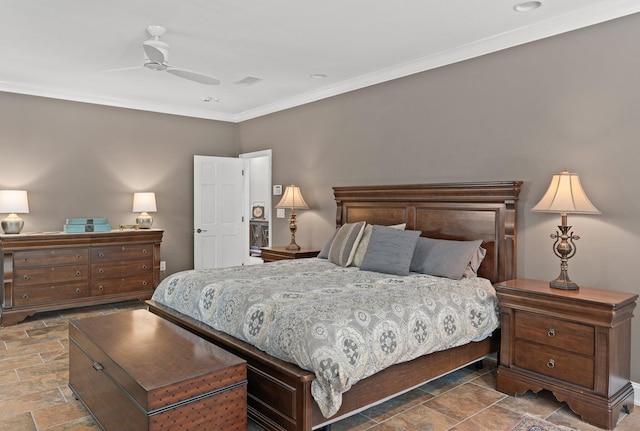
(14, 282, 88, 306)
(92, 275, 154, 295)
(91, 259, 153, 280)
(91, 244, 154, 262)
(14, 265, 89, 286)
(514, 340, 594, 389)
(13, 248, 89, 268)
(514, 311, 594, 356)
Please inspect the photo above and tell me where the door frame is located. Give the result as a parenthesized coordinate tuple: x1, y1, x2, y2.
(239, 149, 273, 250)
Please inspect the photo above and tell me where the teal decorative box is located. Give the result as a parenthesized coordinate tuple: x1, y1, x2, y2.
(64, 223, 112, 233)
(66, 217, 109, 225)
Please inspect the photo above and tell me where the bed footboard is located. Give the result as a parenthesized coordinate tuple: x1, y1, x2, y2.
(147, 300, 498, 431)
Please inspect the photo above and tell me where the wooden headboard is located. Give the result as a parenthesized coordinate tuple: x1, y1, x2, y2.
(333, 181, 522, 283)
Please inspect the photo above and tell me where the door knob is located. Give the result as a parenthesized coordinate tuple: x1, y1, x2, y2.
(195, 228, 208, 233)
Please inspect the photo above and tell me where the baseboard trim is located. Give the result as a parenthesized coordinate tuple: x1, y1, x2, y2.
(633, 381, 639, 406)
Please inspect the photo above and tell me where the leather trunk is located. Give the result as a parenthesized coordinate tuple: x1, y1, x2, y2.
(69, 309, 247, 431)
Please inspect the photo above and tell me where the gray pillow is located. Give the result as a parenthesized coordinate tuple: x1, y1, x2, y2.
(463, 246, 487, 278)
(360, 226, 420, 275)
(351, 223, 406, 267)
(410, 237, 483, 280)
(328, 221, 366, 267)
(318, 227, 339, 259)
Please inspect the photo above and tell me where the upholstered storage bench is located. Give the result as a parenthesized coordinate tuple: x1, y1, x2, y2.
(69, 309, 247, 431)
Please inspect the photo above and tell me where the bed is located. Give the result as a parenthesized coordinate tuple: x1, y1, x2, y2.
(146, 181, 522, 431)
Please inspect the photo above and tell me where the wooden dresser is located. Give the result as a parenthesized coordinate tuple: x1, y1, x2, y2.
(495, 278, 637, 430)
(1, 229, 163, 326)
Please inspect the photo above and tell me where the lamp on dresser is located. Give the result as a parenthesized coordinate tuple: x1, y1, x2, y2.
(276, 185, 309, 250)
(0, 190, 29, 234)
(531, 169, 600, 290)
(133, 192, 157, 229)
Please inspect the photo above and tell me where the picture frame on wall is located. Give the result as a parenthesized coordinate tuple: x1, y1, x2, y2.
(252, 202, 265, 219)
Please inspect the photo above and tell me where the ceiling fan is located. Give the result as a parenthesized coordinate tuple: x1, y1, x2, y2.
(112, 25, 220, 85)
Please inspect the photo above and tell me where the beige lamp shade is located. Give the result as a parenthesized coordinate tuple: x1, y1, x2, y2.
(0, 190, 29, 214)
(276, 185, 309, 209)
(132, 192, 157, 213)
(531, 169, 600, 215)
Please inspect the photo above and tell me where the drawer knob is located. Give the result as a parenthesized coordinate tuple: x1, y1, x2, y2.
(75, 288, 81, 294)
(22, 294, 29, 300)
(142, 280, 148, 286)
(23, 275, 30, 280)
(142, 249, 148, 254)
(142, 264, 148, 270)
(98, 252, 104, 257)
(99, 268, 104, 273)
(92, 362, 104, 371)
(98, 285, 104, 291)
(547, 359, 555, 369)
(76, 254, 82, 259)
(23, 257, 28, 262)
(547, 328, 556, 338)
(76, 270, 82, 276)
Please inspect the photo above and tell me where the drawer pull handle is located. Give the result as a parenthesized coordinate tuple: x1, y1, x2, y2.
(76, 254, 82, 259)
(98, 285, 104, 291)
(142, 264, 148, 270)
(547, 328, 556, 338)
(142, 249, 148, 254)
(547, 359, 555, 369)
(76, 270, 82, 276)
(142, 280, 148, 286)
(92, 362, 104, 371)
(23, 294, 29, 300)
(98, 252, 104, 257)
(23, 275, 30, 280)
(99, 268, 104, 273)
(75, 288, 81, 294)
(23, 257, 28, 262)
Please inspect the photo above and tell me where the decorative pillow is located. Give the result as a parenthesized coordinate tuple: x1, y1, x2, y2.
(351, 223, 406, 267)
(360, 226, 420, 276)
(317, 227, 340, 259)
(463, 246, 487, 278)
(328, 221, 366, 267)
(410, 237, 483, 280)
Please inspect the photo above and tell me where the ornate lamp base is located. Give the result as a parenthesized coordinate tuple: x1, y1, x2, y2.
(549, 224, 580, 290)
(285, 210, 301, 250)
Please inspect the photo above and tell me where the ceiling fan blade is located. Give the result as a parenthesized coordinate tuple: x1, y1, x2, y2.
(143, 42, 166, 64)
(166, 67, 220, 85)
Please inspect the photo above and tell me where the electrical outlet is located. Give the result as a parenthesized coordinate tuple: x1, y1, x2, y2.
(277, 208, 285, 218)
(160, 261, 166, 271)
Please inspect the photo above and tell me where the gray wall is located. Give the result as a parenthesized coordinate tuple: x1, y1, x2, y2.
(238, 13, 640, 381)
(0, 93, 237, 273)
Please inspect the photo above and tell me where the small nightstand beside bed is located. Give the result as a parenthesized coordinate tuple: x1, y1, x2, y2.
(147, 181, 522, 431)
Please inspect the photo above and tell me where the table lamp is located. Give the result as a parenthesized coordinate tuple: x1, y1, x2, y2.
(133, 192, 157, 229)
(276, 185, 309, 250)
(0, 190, 29, 234)
(531, 169, 600, 290)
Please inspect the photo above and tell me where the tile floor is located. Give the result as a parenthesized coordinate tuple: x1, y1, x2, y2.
(0, 301, 638, 431)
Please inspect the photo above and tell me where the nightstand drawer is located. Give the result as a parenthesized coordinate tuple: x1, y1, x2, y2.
(514, 311, 594, 356)
(515, 340, 594, 389)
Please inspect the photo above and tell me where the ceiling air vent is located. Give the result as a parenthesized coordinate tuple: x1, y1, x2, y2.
(234, 76, 263, 86)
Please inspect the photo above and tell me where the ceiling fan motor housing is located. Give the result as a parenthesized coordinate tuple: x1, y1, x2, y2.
(143, 39, 170, 70)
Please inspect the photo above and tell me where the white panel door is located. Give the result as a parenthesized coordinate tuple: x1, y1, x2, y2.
(194, 155, 248, 270)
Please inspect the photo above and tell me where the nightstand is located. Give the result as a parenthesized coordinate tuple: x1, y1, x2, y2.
(260, 246, 320, 263)
(495, 278, 637, 430)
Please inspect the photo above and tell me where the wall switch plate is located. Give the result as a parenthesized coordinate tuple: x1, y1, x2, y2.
(277, 208, 286, 218)
(273, 185, 282, 195)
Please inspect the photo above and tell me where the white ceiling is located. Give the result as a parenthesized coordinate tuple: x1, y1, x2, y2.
(1, 1, 638, 123)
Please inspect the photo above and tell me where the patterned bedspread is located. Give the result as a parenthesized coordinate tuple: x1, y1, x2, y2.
(151, 259, 499, 418)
